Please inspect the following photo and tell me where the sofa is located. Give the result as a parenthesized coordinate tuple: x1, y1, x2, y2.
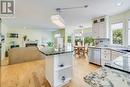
(8, 47, 44, 64)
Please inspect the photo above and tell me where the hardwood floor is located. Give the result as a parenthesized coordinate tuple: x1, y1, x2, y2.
(1, 56, 99, 87)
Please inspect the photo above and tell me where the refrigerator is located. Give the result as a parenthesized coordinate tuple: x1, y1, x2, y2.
(55, 37, 64, 49)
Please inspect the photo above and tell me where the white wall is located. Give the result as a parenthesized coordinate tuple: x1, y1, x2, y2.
(1, 24, 52, 60)
(1, 23, 8, 60)
(7, 28, 52, 49)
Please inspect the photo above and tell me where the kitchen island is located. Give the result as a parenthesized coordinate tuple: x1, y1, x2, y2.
(39, 47, 73, 87)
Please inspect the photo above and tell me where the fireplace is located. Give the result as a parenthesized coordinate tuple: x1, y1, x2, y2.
(25, 43, 37, 47)
(24, 41, 38, 47)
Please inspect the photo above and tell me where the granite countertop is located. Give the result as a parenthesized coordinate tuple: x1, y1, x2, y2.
(88, 46, 128, 53)
(84, 67, 130, 87)
(105, 53, 130, 73)
(85, 47, 130, 86)
(38, 46, 73, 56)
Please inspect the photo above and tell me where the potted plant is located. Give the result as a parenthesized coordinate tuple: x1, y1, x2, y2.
(47, 42, 54, 47)
(67, 36, 72, 48)
(75, 38, 82, 46)
(84, 36, 94, 46)
(23, 35, 27, 41)
(67, 36, 72, 43)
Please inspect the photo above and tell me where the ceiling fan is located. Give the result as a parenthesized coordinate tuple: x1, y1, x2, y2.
(51, 5, 88, 28)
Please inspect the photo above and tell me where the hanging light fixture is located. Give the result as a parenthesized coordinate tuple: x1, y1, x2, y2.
(51, 8, 65, 28)
(51, 14, 65, 28)
(51, 5, 88, 28)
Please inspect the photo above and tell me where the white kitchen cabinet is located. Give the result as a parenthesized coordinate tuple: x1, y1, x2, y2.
(92, 23, 100, 38)
(45, 53, 73, 87)
(101, 49, 111, 66)
(89, 47, 126, 66)
(92, 16, 109, 38)
(111, 50, 125, 60)
(101, 49, 126, 66)
(99, 22, 107, 38)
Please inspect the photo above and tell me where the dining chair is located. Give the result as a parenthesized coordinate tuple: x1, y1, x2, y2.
(85, 44, 89, 55)
(81, 47, 86, 57)
(74, 46, 79, 55)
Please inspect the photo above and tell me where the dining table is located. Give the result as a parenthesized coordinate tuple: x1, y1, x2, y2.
(74, 45, 85, 57)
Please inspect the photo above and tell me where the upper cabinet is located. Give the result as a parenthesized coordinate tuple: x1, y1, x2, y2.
(92, 16, 109, 38)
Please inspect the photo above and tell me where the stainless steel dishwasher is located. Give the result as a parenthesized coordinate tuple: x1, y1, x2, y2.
(88, 48, 101, 65)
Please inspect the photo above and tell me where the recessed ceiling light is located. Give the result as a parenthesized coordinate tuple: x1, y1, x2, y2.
(117, 2, 122, 6)
(24, 27, 26, 29)
(117, 0, 123, 6)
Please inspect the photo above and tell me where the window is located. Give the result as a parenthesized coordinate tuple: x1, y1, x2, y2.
(111, 22, 123, 45)
(128, 20, 130, 45)
(54, 33, 61, 38)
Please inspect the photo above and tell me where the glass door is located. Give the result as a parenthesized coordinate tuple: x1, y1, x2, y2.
(128, 20, 130, 46)
(0, 18, 2, 62)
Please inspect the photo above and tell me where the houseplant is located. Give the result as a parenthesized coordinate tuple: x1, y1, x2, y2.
(23, 35, 27, 41)
(67, 36, 72, 43)
(84, 36, 94, 46)
(67, 36, 72, 48)
(47, 42, 54, 47)
(75, 38, 82, 46)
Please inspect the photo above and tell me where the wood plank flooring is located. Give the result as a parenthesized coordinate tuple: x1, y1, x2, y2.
(1, 56, 99, 87)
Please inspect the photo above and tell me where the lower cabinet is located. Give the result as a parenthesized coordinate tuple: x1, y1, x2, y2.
(89, 48, 126, 66)
(101, 49, 111, 66)
(45, 53, 73, 87)
(101, 49, 126, 66)
(54, 68, 72, 87)
(111, 50, 125, 60)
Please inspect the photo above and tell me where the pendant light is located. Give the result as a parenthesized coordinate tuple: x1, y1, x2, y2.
(51, 5, 88, 28)
(51, 8, 65, 28)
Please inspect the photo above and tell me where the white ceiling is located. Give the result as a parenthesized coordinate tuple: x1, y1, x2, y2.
(2, 0, 130, 31)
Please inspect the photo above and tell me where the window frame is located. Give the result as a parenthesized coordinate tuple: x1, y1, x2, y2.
(110, 22, 124, 46)
(128, 19, 130, 29)
(128, 19, 130, 46)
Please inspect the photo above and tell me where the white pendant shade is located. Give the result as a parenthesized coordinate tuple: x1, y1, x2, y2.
(51, 15, 65, 28)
